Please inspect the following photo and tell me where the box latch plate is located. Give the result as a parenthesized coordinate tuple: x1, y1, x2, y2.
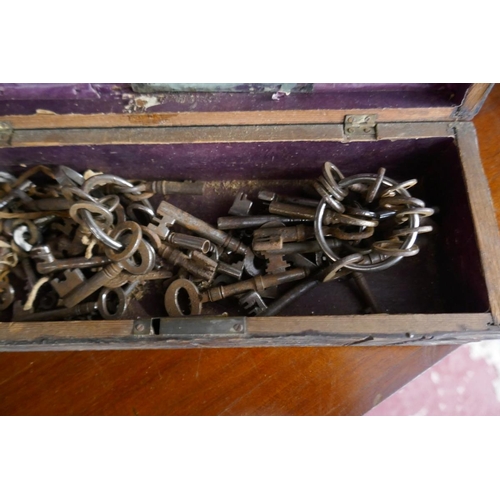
(344, 114, 377, 141)
(0, 122, 13, 146)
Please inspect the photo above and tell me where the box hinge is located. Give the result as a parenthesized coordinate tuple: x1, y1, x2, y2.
(132, 317, 247, 337)
(344, 114, 377, 141)
(0, 122, 13, 146)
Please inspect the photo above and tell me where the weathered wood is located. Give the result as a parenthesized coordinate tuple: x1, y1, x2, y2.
(455, 121, 500, 324)
(1, 107, 456, 131)
(7, 125, 344, 148)
(0, 313, 495, 351)
(456, 83, 494, 120)
(4, 121, 454, 149)
(376, 122, 453, 140)
(247, 313, 493, 336)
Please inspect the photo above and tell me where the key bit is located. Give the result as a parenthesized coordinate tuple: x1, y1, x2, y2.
(264, 252, 290, 275)
(238, 291, 267, 316)
(51, 268, 86, 298)
(228, 192, 253, 216)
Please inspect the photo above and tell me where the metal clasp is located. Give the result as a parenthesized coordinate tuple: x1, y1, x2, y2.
(0, 122, 13, 146)
(344, 115, 377, 141)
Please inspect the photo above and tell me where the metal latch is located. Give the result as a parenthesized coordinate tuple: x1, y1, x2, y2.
(0, 122, 13, 146)
(344, 115, 377, 141)
(132, 317, 247, 337)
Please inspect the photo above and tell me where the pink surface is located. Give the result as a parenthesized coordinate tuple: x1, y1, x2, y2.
(366, 341, 500, 416)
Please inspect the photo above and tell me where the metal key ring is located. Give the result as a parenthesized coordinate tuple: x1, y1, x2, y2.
(346, 207, 377, 218)
(316, 174, 419, 271)
(318, 174, 346, 202)
(380, 179, 418, 198)
(121, 239, 156, 275)
(98, 194, 121, 213)
(61, 186, 97, 203)
(98, 287, 128, 319)
(83, 174, 143, 196)
(379, 196, 426, 209)
(69, 201, 114, 227)
(80, 210, 124, 251)
(104, 221, 143, 261)
(312, 180, 345, 213)
(322, 254, 364, 283)
(126, 203, 155, 225)
(332, 225, 374, 241)
(335, 212, 379, 228)
(395, 207, 435, 221)
(322, 162, 348, 197)
(365, 168, 386, 204)
(393, 225, 433, 237)
(372, 239, 420, 257)
(324, 161, 345, 181)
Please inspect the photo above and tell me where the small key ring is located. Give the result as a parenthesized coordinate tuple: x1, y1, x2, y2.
(322, 254, 364, 283)
(372, 239, 420, 257)
(380, 179, 418, 198)
(69, 201, 115, 227)
(104, 221, 143, 262)
(311, 180, 345, 213)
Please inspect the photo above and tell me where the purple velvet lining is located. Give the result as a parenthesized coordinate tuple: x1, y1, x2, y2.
(0, 83, 471, 115)
(0, 139, 448, 181)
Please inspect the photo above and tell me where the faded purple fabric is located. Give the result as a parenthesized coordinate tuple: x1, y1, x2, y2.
(0, 83, 471, 115)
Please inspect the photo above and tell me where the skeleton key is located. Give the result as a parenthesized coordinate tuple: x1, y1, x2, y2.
(158, 243, 217, 282)
(98, 281, 141, 320)
(155, 200, 248, 255)
(12, 300, 97, 322)
(31, 245, 111, 274)
(164, 268, 308, 317)
(62, 225, 154, 308)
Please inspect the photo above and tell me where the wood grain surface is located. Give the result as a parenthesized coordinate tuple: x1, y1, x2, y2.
(1, 86, 500, 416)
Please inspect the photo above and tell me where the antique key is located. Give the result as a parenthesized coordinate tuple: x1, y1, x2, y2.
(98, 281, 141, 319)
(164, 268, 308, 316)
(12, 300, 97, 322)
(62, 224, 155, 307)
(31, 245, 111, 274)
(154, 200, 248, 255)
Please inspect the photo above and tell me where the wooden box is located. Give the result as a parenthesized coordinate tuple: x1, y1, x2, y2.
(0, 83, 499, 351)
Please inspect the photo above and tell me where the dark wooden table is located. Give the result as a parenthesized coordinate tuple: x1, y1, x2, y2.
(1, 87, 499, 416)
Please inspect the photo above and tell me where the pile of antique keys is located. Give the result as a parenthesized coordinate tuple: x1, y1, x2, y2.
(0, 162, 434, 321)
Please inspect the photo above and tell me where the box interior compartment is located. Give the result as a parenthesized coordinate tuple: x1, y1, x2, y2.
(0, 83, 472, 115)
(0, 136, 490, 320)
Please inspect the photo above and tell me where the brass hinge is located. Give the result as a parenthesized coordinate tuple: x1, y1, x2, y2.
(0, 122, 13, 146)
(343, 114, 377, 141)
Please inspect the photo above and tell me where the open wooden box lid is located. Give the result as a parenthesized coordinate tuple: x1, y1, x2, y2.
(0, 84, 493, 132)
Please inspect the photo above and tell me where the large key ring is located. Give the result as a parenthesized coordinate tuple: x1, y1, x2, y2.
(314, 173, 419, 272)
